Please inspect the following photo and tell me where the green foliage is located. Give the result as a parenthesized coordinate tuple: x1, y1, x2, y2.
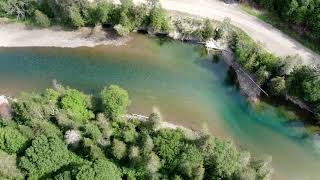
(0, 127, 28, 154)
(114, 24, 130, 36)
(1, 84, 272, 179)
(112, 120, 139, 143)
(111, 139, 127, 160)
(204, 139, 240, 179)
(43, 0, 89, 27)
(251, 0, 320, 41)
(150, 5, 170, 32)
(81, 138, 105, 160)
(13, 90, 59, 123)
(233, 30, 279, 85)
(60, 88, 94, 123)
(255, 65, 269, 85)
(287, 66, 320, 102)
(0, 151, 24, 179)
(19, 135, 71, 179)
(202, 19, 214, 40)
(68, 6, 85, 28)
(177, 144, 204, 179)
(145, 151, 161, 174)
(0, 0, 35, 19)
(153, 129, 185, 170)
(269, 76, 286, 96)
(88, 1, 113, 25)
(83, 123, 102, 141)
(128, 145, 140, 161)
(34, 10, 50, 27)
(101, 85, 130, 119)
(76, 159, 122, 180)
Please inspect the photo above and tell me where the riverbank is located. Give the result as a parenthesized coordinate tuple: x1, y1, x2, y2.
(0, 18, 130, 48)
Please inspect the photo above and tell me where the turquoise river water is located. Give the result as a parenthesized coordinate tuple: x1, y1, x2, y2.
(0, 35, 319, 179)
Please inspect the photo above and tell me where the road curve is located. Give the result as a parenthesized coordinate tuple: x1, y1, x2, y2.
(135, 0, 320, 65)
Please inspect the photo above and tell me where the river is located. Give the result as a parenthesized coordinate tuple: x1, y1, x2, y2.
(0, 34, 319, 179)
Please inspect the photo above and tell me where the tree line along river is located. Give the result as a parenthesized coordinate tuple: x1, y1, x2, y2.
(0, 34, 319, 180)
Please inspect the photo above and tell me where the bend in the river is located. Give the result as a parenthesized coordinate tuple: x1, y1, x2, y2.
(1, 35, 320, 180)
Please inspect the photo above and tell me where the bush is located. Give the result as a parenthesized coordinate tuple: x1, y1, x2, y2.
(88, 1, 113, 25)
(269, 76, 286, 96)
(153, 129, 185, 171)
(60, 88, 94, 123)
(76, 159, 122, 180)
(202, 19, 214, 40)
(83, 123, 102, 141)
(81, 138, 105, 160)
(101, 85, 131, 119)
(177, 144, 204, 179)
(150, 5, 170, 32)
(111, 139, 127, 160)
(204, 139, 240, 179)
(34, 10, 50, 27)
(0, 127, 28, 154)
(114, 24, 130, 36)
(69, 6, 85, 28)
(19, 135, 71, 178)
(0, 151, 24, 179)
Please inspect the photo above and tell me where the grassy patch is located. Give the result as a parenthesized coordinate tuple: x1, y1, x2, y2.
(240, 4, 320, 55)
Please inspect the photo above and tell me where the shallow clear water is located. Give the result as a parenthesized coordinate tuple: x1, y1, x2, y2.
(0, 35, 319, 179)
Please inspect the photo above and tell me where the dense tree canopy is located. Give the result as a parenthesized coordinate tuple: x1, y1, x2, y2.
(76, 159, 122, 180)
(0, 83, 272, 179)
(19, 135, 71, 179)
(0, 127, 27, 154)
(250, 0, 320, 41)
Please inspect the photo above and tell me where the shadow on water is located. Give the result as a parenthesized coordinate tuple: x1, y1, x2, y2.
(192, 46, 318, 142)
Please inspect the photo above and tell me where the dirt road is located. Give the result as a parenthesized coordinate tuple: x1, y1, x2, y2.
(135, 0, 320, 64)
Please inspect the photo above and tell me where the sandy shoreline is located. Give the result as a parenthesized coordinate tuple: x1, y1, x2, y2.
(0, 18, 130, 48)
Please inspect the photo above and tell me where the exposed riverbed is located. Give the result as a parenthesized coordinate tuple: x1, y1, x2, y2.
(0, 34, 319, 180)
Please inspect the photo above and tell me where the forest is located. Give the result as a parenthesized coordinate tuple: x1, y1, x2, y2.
(0, 0, 170, 36)
(0, 83, 272, 179)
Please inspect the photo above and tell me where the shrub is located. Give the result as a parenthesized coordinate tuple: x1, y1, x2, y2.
(150, 5, 170, 32)
(0, 151, 24, 179)
(202, 19, 214, 40)
(153, 129, 185, 171)
(76, 159, 122, 180)
(12, 92, 57, 123)
(146, 111, 161, 130)
(60, 88, 94, 123)
(145, 151, 161, 174)
(269, 76, 286, 96)
(19, 135, 71, 178)
(114, 24, 130, 36)
(34, 10, 50, 27)
(204, 139, 240, 179)
(68, 6, 85, 28)
(177, 144, 204, 179)
(83, 123, 102, 141)
(81, 138, 105, 160)
(101, 85, 131, 119)
(88, 1, 113, 25)
(0, 127, 28, 154)
(111, 139, 127, 160)
(128, 145, 140, 161)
